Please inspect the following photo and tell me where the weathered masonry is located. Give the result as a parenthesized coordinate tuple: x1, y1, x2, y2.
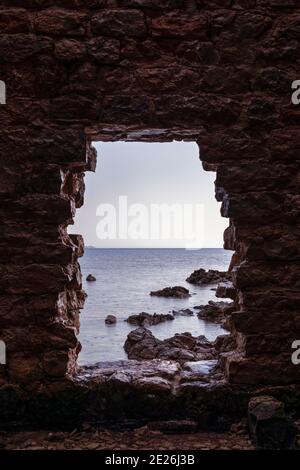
(0, 1, 299, 426)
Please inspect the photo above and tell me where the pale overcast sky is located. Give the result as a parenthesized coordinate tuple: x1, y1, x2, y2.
(69, 141, 228, 248)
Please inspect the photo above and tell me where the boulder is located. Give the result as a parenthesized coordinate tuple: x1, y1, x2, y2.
(125, 312, 174, 327)
(248, 396, 298, 449)
(186, 268, 231, 285)
(124, 328, 215, 363)
(150, 286, 191, 298)
(86, 274, 96, 282)
(105, 315, 117, 325)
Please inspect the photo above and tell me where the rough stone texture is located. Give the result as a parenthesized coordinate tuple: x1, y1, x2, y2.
(0, 1, 299, 400)
(195, 301, 235, 326)
(1, 359, 300, 432)
(248, 395, 298, 449)
(124, 328, 215, 362)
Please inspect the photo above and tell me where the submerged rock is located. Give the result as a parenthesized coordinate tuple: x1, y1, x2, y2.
(124, 328, 215, 363)
(150, 286, 191, 298)
(172, 308, 194, 316)
(186, 269, 231, 286)
(248, 396, 298, 449)
(86, 274, 96, 282)
(125, 312, 174, 327)
(105, 315, 117, 325)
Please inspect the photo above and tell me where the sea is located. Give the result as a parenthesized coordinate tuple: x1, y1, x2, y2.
(78, 248, 232, 365)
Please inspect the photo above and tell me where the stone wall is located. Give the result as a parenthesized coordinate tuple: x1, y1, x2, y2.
(0, 1, 299, 393)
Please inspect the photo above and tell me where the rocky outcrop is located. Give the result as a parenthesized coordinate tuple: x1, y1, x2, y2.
(125, 312, 174, 327)
(124, 328, 215, 363)
(150, 286, 191, 299)
(105, 315, 117, 325)
(248, 396, 298, 449)
(86, 274, 96, 282)
(195, 301, 235, 324)
(186, 269, 231, 286)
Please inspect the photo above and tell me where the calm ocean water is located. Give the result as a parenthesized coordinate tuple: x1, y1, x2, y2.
(78, 248, 232, 364)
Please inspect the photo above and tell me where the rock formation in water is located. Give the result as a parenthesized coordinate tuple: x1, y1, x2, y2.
(150, 286, 191, 298)
(186, 269, 231, 286)
(125, 312, 174, 327)
(124, 328, 215, 363)
(105, 315, 117, 325)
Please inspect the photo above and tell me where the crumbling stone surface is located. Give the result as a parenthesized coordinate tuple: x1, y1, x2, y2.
(0, 1, 299, 399)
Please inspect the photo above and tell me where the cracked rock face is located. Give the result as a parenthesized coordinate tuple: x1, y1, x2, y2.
(0, 1, 299, 396)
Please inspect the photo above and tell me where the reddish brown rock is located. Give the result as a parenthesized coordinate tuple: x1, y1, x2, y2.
(91, 10, 146, 37)
(0, 2, 298, 399)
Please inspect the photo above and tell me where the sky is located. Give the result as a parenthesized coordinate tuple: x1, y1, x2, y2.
(69, 141, 228, 248)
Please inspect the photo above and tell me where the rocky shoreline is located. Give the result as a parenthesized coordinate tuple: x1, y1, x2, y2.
(124, 329, 216, 363)
(122, 268, 237, 361)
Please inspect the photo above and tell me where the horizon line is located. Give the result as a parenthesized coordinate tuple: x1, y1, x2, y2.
(84, 246, 225, 250)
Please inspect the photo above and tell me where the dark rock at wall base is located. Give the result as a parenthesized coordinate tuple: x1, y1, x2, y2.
(2, 365, 300, 432)
(124, 328, 215, 363)
(125, 312, 174, 327)
(186, 269, 231, 286)
(248, 396, 298, 449)
(150, 286, 191, 298)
